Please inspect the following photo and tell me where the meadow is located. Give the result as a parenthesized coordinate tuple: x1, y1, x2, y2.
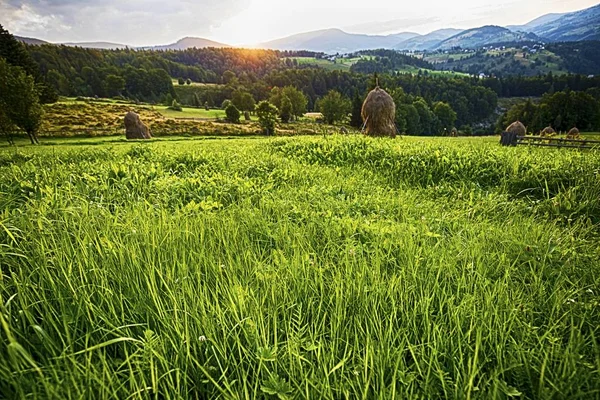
(287, 56, 468, 76)
(1, 135, 599, 398)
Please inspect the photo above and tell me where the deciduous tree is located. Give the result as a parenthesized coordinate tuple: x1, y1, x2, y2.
(317, 90, 350, 125)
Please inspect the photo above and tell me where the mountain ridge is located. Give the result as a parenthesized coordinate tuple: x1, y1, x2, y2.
(13, 3, 600, 53)
(434, 26, 541, 50)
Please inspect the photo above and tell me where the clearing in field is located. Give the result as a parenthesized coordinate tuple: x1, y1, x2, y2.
(1, 136, 599, 398)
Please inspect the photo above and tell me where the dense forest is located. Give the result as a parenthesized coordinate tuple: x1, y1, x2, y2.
(546, 42, 600, 75)
(348, 49, 433, 74)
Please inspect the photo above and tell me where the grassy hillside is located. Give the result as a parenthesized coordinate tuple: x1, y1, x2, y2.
(1, 136, 599, 398)
(426, 47, 568, 76)
(39, 99, 260, 137)
(286, 56, 362, 71)
(288, 56, 468, 76)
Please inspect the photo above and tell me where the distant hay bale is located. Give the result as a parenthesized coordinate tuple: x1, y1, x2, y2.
(540, 126, 555, 136)
(506, 121, 526, 136)
(567, 127, 581, 139)
(124, 112, 152, 140)
(361, 87, 396, 138)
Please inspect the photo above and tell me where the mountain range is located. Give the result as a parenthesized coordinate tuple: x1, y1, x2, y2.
(14, 3, 600, 53)
(257, 29, 419, 53)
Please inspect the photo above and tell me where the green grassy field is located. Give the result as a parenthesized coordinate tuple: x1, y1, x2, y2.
(394, 65, 470, 77)
(1, 135, 599, 398)
(286, 57, 468, 76)
(154, 105, 230, 120)
(287, 57, 366, 71)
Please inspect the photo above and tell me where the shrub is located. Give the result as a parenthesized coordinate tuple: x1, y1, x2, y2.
(169, 99, 183, 112)
(225, 104, 241, 123)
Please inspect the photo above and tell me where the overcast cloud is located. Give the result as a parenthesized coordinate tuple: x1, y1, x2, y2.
(0, 0, 598, 45)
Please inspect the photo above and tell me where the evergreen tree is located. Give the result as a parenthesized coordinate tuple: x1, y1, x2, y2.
(0, 24, 57, 103)
(0, 59, 43, 144)
(280, 96, 292, 123)
(350, 92, 363, 128)
(164, 93, 174, 107)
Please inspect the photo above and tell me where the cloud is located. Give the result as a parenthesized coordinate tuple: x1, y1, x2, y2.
(0, 0, 251, 45)
(345, 17, 440, 35)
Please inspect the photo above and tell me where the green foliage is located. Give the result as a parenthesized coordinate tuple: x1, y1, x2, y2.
(0, 58, 43, 144)
(222, 70, 236, 84)
(279, 96, 292, 123)
(168, 99, 183, 112)
(317, 90, 351, 125)
(164, 93, 174, 107)
(255, 100, 278, 135)
(500, 90, 600, 133)
(350, 49, 433, 74)
(225, 103, 241, 123)
(269, 86, 308, 119)
(433, 102, 457, 133)
(221, 99, 232, 110)
(191, 92, 202, 108)
(413, 98, 435, 135)
(104, 74, 125, 97)
(0, 24, 56, 103)
(231, 90, 256, 112)
(1, 136, 600, 398)
(350, 92, 363, 128)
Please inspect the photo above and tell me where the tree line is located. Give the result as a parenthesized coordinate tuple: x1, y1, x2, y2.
(498, 90, 600, 133)
(349, 49, 433, 74)
(0, 25, 46, 144)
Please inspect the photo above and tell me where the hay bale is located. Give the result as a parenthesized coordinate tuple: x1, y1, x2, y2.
(124, 112, 151, 140)
(540, 126, 555, 136)
(567, 127, 580, 139)
(506, 121, 526, 136)
(361, 87, 396, 138)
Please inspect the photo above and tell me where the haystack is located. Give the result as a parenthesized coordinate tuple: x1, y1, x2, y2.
(540, 126, 555, 136)
(567, 127, 580, 139)
(361, 87, 396, 138)
(124, 112, 151, 140)
(506, 121, 526, 136)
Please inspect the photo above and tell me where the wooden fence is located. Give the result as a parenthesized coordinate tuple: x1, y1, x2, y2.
(500, 132, 600, 150)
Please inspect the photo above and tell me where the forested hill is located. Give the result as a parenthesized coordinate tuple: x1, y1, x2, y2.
(25, 44, 285, 102)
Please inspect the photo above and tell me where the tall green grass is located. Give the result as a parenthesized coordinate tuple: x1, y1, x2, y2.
(1, 136, 599, 398)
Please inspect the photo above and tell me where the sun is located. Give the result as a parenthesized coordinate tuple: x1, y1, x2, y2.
(212, 0, 278, 46)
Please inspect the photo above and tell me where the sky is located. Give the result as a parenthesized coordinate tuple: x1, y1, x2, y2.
(0, 0, 598, 46)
